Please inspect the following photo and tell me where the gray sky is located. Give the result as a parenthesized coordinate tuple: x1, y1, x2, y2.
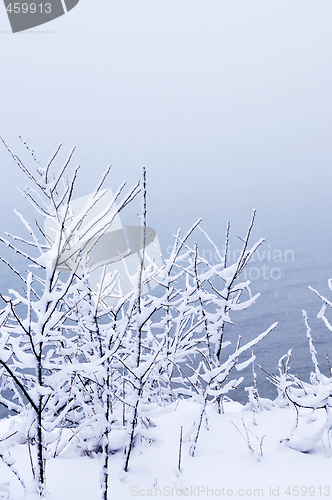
(0, 1, 331, 394)
(0, 0, 331, 246)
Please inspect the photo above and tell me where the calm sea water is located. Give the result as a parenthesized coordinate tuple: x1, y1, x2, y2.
(0, 207, 331, 417)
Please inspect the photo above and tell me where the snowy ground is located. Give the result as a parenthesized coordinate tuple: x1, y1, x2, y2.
(0, 399, 331, 500)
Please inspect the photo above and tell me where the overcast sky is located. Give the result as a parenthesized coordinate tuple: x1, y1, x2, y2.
(0, 0, 331, 251)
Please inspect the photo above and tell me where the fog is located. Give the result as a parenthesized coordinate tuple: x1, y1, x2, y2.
(0, 2, 331, 394)
(0, 1, 331, 223)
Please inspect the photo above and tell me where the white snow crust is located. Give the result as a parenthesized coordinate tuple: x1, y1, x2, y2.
(0, 399, 331, 500)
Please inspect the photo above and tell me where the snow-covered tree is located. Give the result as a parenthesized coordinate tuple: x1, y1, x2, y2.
(0, 138, 276, 498)
(270, 282, 332, 454)
(0, 138, 139, 496)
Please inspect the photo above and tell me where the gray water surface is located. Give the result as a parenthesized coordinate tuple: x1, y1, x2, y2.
(0, 201, 331, 416)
